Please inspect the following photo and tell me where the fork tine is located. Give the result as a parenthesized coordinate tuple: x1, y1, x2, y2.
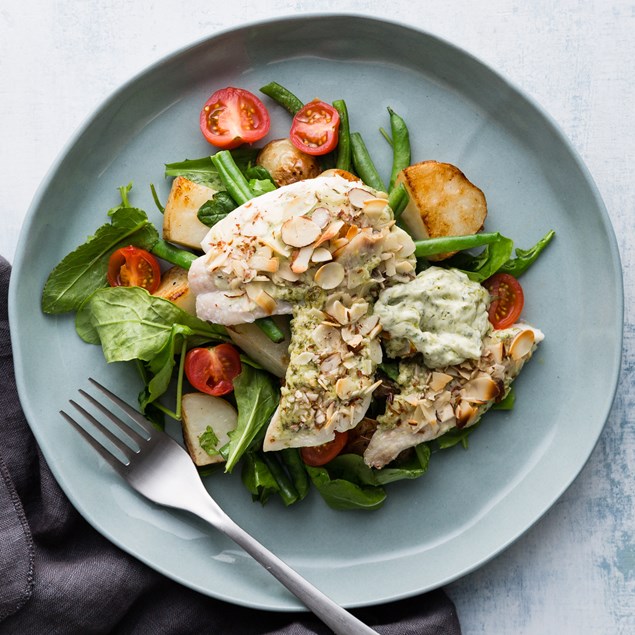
(60, 410, 128, 475)
(69, 399, 138, 461)
(79, 389, 148, 447)
(88, 377, 155, 436)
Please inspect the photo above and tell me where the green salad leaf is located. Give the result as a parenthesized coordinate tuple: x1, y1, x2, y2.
(164, 148, 260, 189)
(197, 192, 237, 227)
(241, 452, 280, 505)
(42, 206, 159, 314)
(75, 286, 226, 361)
(305, 462, 387, 511)
(222, 364, 280, 473)
(499, 230, 556, 277)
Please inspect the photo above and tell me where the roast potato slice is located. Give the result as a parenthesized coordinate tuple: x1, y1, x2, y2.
(181, 393, 238, 466)
(163, 176, 216, 250)
(396, 161, 487, 260)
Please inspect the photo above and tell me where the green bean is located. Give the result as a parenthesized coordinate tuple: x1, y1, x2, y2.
(414, 232, 501, 258)
(333, 99, 352, 172)
(210, 151, 253, 205)
(150, 239, 198, 270)
(255, 317, 285, 343)
(149, 183, 164, 213)
(387, 107, 411, 192)
(379, 127, 393, 147)
(260, 452, 299, 506)
(280, 448, 310, 500)
(350, 132, 386, 192)
(260, 81, 304, 115)
(388, 183, 409, 219)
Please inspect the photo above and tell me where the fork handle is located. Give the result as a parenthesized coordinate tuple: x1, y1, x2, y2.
(192, 500, 377, 635)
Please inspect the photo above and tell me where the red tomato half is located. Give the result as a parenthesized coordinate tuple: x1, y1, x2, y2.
(184, 344, 242, 397)
(290, 100, 340, 156)
(300, 431, 349, 467)
(107, 246, 161, 294)
(200, 87, 270, 149)
(483, 273, 525, 329)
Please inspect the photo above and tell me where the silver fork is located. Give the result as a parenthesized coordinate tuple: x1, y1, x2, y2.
(61, 378, 377, 635)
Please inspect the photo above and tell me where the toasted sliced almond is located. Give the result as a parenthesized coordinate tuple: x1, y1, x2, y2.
(348, 187, 375, 208)
(429, 372, 453, 392)
(294, 351, 315, 366)
(281, 215, 322, 248)
(487, 341, 505, 364)
(314, 262, 345, 290)
(369, 339, 383, 364)
(250, 255, 279, 273)
(348, 300, 369, 322)
(290, 245, 314, 273)
(455, 401, 479, 428)
(245, 284, 277, 315)
(312, 324, 342, 349)
(311, 207, 331, 228)
(326, 299, 350, 325)
(363, 198, 389, 215)
(311, 247, 333, 263)
(314, 219, 345, 248)
(335, 377, 358, 400)
(461, 376, 500, 403)
(508, 329, 535, 361)
(276, 261, 300, 282)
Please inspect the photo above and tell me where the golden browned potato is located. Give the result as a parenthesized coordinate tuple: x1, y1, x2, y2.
(396, 161, 487, 260)
(256, 139, 321, 186)
(153, 266, 196, 315)
(163, 176, 216, 250)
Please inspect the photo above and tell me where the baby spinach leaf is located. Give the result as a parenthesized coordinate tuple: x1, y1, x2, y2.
(75, 287, 226, 362)
(305, 464, 386, 511)
(248, 178, 276, 198)
(197, 192, 237, 227)
(241, 452, 280, 505)
(42, 206, 159, 314)
(499, 230, 555, 277)
(456, 235, 514, 282)
(222, 364, 280, 473)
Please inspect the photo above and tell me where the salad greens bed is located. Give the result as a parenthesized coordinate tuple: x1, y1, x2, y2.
(41, 82, 554, 511)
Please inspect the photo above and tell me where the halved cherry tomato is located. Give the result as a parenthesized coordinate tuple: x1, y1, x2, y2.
(300, 431, 349, 467)
(200, 87, 270, 149)
(290, 99, 340, 156)
(483, 273, 525, 329)
(184, 344, 242, 397)
(107, 246, 161, 294)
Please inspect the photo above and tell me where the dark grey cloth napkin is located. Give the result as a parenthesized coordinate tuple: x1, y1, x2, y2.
(0, 256, 461, 634)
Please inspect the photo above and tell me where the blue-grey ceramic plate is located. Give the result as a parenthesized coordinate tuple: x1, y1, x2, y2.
(9, 15, 623, 610)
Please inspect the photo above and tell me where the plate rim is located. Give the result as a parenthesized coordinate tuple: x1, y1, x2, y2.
(9, 13, 624, 611)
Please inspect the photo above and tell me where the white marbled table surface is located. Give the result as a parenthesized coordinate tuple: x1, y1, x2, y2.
(1, 2, 633, 633)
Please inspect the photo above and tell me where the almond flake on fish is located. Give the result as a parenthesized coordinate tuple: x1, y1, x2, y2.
(509, 329, 535, 361)
(314, 262, 345, 290)
(311, 207, 331, 228)
(461, 376, 500, 403)
(348, 187, 375, 208)
(281, 216, 322, 248)
(311, 247, 333, 263)
(314, 220, 345, 248)
(290, 245, 314, 273)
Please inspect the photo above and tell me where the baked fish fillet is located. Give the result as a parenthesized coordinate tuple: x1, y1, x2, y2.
(364, 325, 544, 468)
